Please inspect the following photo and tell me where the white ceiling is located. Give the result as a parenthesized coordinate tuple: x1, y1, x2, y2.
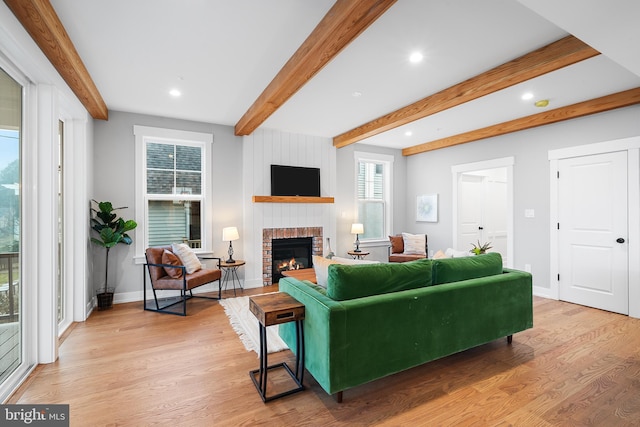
(49, 0, 640, 150)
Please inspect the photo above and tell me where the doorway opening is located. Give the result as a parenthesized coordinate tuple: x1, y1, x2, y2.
(452, 157, 513, 267)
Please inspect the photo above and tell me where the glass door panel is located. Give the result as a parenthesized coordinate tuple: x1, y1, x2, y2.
(0, 67, 22, 384)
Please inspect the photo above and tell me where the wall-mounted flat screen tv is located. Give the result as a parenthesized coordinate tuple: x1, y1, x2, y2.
(271, 164, 321, 197)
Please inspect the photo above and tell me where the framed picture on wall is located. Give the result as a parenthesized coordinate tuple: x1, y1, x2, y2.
(416, 194, 438, 222)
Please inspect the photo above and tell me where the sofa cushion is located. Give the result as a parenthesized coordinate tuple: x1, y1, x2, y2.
(313, 255, 379, 288)
(327, 258, 432, 301)
(162, 250, 184, 278)
(312, 255, 339, 288)
(432, 252, 503, 285)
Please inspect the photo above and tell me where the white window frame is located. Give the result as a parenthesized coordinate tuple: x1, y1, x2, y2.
(354, 151, 393, 245)
(133, 126, 213, 263)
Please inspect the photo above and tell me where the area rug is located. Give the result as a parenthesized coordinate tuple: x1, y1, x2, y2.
(219, 294, 289, 355)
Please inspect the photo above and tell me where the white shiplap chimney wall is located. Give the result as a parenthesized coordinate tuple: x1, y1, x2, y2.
(242, 129, 337, 288)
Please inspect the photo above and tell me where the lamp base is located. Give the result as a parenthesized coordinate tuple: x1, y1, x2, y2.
(352, 249, 362, 253)
(225, 257, 235, 264)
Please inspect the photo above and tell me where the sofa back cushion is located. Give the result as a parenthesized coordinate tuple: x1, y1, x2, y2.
(327, 258, 432, 301)
(432, 252, 503, 285)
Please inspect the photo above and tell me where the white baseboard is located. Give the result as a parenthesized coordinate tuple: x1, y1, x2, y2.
(533, 285, 556, 300)
(111, 281, 252, 304)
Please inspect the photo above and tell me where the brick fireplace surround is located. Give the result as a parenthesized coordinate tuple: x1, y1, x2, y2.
(262, 227, 323, 286)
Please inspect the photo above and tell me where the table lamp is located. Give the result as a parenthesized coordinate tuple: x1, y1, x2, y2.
(222, 226, 239, 263)
(351, 223, 364, 252)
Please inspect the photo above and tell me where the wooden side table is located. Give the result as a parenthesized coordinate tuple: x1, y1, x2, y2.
(249, 292, 305, 402)
(347, 250, 370, 260)
(219, 259, 245, 297)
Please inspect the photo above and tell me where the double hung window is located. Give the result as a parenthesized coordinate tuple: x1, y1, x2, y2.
(134, 126, 212, 255)
(354, 152, 393, 242)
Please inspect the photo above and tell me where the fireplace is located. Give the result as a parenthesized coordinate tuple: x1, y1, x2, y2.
(272, 237, 313, 283)
(262, 227, 323, 286)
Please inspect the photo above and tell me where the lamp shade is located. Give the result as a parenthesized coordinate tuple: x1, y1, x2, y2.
(222, 226, 239, 242)
(351, 223, 364, 235)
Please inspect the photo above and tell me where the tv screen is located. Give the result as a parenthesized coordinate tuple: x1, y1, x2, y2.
(271, 165, 321, 197)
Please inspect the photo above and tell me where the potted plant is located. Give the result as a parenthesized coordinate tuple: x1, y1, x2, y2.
(470, 240, 492, 255)
(90, 200, 137, 309)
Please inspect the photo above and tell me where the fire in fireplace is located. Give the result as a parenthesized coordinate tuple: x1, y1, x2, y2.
(272, 237, 313, 282)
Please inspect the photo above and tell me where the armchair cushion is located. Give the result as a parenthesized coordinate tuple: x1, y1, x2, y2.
(402, 232, 426, 255)
(389, 235, 404, 254)
(171, 243, 202, 274)
(162, 250, 184, 278)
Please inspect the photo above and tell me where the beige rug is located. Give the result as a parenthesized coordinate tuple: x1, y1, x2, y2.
(219, 294, 289, 356)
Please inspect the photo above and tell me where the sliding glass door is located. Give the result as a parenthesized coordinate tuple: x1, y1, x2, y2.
(0, 67, 22, 387)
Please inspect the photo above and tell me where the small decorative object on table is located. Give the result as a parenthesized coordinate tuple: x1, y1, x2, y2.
(470, 240, 492, 255)
(325, 237, 334, 259)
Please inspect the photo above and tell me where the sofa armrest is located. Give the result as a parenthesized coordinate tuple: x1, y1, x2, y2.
(278, 277, 347, 393)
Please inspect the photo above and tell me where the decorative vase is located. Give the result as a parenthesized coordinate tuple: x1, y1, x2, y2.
(325, 237, 334, 259)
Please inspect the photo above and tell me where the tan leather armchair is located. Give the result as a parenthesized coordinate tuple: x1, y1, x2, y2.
(388, 234, 428, 262)
(144, 246, 222, 316)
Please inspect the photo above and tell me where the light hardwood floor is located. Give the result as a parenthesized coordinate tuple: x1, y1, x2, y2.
(8, 288, 640, 426)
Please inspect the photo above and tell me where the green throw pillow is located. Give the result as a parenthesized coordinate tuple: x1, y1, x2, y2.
(432, 252, 503, 285)
(327, 258, 432, 301)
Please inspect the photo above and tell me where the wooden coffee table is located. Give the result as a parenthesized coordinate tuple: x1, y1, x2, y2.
(281, 268, 317, 284)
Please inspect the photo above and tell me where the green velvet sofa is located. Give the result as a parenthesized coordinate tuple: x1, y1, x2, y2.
(278, 252, 533, 401)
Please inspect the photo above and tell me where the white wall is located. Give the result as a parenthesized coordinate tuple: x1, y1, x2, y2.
(0, 2, 93, 393)
(242, 129, 337, 288)
(404, 105, 640, 291)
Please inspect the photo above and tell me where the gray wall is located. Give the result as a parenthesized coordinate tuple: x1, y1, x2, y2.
(335, 143, 407, 261)
(92, 111, 243, 299)
(404, 105, 640, 289)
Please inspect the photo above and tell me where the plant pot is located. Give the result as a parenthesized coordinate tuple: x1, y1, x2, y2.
(96, 288, 115, 310)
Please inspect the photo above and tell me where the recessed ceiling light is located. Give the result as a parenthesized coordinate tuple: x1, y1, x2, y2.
(409, 52, 423, 64)
(521, 92, 534, 100)
(405, 131, 413, 137)
(352, 91, 362, 97)
(169, 89, 181, 97)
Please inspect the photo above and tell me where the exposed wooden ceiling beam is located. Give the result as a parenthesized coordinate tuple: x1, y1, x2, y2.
(401, 87, 640, 156)
(4, 0, 108, 120)
(333, 35, 600, 148)
(234, 0, 396, 136)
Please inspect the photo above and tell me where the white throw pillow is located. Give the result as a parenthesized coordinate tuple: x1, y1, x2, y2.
(445, 247, 472, 258)
(331, 256, 379, 265)
(171, 243, 202, 274)
(312, 255, 339, 288)
(401, 233, 426, 255)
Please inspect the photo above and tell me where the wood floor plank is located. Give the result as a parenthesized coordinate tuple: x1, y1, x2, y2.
(7, 292, 640, 426)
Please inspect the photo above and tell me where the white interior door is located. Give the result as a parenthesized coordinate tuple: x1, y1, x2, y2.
(457, 168, 508, 264)
(457, 174, 484, 251)
(558, 151, 628, 314)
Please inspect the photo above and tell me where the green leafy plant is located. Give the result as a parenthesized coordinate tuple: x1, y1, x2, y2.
(470, 240, 492, 255)
(91, 200, 137, 296)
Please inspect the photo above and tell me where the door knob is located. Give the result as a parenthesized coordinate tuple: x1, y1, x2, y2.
(478, 226, 484, 230)
(616, 238, 625, 244)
